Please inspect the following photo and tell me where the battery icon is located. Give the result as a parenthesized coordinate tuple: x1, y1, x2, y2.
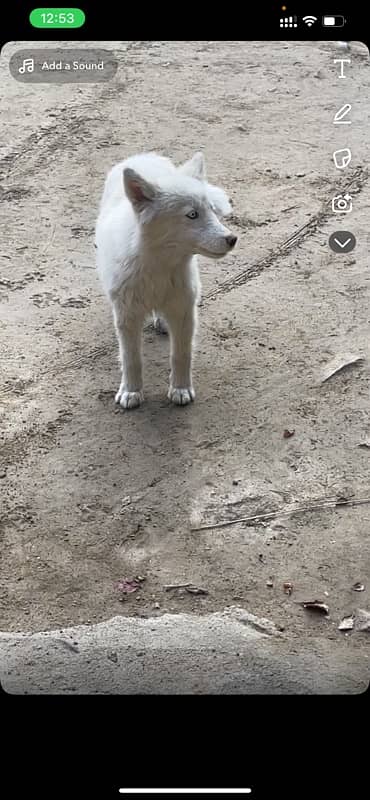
(322, 15, 346, 26)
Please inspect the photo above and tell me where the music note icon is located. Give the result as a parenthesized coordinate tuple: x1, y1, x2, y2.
(19, 58, 34, 74)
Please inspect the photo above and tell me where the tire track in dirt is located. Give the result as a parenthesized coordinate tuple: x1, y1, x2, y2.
(0, 345, 112, 399)
(0, 42, 158, 184)
(0, 99, 121, 184)
(0, 116, 99, 183)
(203, 165, 369, 301)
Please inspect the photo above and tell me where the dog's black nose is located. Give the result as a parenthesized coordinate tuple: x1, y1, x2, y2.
(226, 234, 237, 248)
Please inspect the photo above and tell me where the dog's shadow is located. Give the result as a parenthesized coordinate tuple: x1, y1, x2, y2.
(112, 326, 206, 470)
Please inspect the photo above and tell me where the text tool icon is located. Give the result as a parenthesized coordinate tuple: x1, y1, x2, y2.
(334, 103, 352, 124)
(329, 231, 356, 253)
(333, 148, 351, 169)
(19, 58, 34, 74)
(334, 58, 351, 78)
(332, 194, 353, 214)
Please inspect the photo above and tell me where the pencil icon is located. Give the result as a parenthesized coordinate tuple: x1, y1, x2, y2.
(334, 103, 352, 124)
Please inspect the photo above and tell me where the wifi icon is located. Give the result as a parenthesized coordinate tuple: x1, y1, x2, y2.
(302, 15, 318, 26)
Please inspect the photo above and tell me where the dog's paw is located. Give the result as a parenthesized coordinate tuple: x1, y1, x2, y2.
(168, 387, 195, 406)
(153, 316, 168, 335)
(115, 389, 144, 409)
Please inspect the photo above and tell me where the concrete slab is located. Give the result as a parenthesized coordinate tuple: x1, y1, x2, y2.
(1, 608, 368, 694)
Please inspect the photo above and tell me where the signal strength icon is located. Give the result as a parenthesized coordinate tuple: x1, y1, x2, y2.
(280, 15, 298, 28)
(302, 15, 318, 26)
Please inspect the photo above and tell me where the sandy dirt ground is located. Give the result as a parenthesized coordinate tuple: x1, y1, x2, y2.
(0, 40, 369, 691)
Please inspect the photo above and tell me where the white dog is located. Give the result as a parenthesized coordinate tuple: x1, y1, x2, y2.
(95, 151, 237, 408)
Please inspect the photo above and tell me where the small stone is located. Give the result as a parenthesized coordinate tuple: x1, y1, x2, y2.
(338, 614, 355, 631)
(107, 651, 118, 663)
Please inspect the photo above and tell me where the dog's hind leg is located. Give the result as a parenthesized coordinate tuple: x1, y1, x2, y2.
(152, 311, 168, 335)
(112, 298, 145, 409)
(165, 298, 196, 406)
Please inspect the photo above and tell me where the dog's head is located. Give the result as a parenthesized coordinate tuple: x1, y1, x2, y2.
(122, 153, 237, 259)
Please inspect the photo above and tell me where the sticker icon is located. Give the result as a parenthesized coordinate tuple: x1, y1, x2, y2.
(333, 148, 351, 169)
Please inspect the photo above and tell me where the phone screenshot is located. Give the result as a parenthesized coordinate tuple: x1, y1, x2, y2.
(0, 3, 369, 720)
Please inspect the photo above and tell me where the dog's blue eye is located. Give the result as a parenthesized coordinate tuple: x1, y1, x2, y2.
(186, 210, 199, 219)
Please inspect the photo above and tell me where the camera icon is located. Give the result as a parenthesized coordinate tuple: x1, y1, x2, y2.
(332, 193, 353, 213)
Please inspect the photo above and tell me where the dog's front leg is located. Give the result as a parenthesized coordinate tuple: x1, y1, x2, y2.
(166, 299, 196, 406)
(112, 299, 144, 409)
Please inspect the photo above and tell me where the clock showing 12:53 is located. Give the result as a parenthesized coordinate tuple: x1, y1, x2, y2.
(30, 7, 85, 28)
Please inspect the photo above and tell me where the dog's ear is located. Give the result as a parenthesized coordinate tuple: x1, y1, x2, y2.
(123, 168, 156, 208)
(179, 152, 207, 181)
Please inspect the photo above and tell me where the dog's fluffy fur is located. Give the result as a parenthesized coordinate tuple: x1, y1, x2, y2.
(95, 151, 236, 408)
